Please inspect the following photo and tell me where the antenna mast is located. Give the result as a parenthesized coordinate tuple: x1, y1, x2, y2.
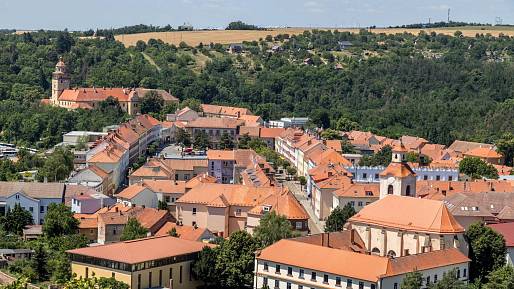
(447, 8, 450, 23)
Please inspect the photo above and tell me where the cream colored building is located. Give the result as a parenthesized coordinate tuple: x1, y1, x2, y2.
(255, 238, 470, 289)
(68, 236, 210, 289)
(348, 195, 468, 258)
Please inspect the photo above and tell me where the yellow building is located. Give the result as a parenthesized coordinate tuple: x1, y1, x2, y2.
(67, 236, 211, 289)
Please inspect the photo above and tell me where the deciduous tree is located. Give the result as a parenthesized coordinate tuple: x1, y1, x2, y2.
(120, 217, 148, 241)
(0, 203, 33, 235)
(43, 203, 79, 237)
(254, 211, 298, 248)
(465, 222, 506, 281)
(324, 203, 356, 232)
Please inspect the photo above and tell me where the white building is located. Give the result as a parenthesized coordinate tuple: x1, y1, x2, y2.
(255, 238, 470, 289)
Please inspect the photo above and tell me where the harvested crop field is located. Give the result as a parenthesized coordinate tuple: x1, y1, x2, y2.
(115, 26, 514, 47)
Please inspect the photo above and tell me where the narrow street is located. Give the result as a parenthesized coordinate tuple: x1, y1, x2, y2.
(283, 180, 324, 234)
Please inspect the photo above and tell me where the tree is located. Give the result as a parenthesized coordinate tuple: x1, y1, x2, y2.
(31, 242, 48, 281)
(140, 90, 164, 114)
(310, 109, 331, 129)
(238, 133, 252, 149)
(226, 21, 261, 30)
(359, 145, 392, 167)
(336, 117, 360, 132)
(193, 130, 210, 150)
(43, 203, 79, 237)
(341, 140, 357, 154)
(298, 176, 307, 189)
(193, 246, 218, 287)
(483, 265, 514, 289)
(254, 211, 298, 248)
(496, 133, 514, 166)
(158, 200, 168, 210)
(168, 227, 180, 237)
(286, 166, 297, 177)
(180, 98, 202, 112)
(324, 204, 356, 232)
(0, 203, 33, 235)
(120, 217, 148, 241)
(321, 129, 342, 140)
(64, 277, 129, 289)
(37, 147, 74, 182)
(175, 128, 192, 147)
(401, 271, 423, 289)
(459, 157, 499, 180)
(465, 222, 506, 281)
(0, 277, 29, 289)
(220, 132, 235, 149)
(429, 269, 467, 289)
(215, 231, 257, 288)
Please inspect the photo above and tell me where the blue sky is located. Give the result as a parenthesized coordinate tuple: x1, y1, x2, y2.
(1, 0, 513, 30)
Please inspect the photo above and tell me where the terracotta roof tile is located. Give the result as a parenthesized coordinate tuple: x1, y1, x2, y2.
(260, 128, 285, 139)
(186, 117, 244, 129)
(333, 183, 380, 198)
(350, 195, 464, 234)
(59, 88, 136, 102)
(155, 222, 212, 241)
(379, 162, 416, 178)
(67, 236, 211, 264)
(489, 222, 514, 247)
(115, 184, 147, 200)
(464, 147, 502, 159)
(248, 189, 308, 220)
(201, 104, 252, 117)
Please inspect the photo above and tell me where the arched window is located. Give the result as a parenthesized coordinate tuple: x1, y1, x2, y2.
(405, 185, 411, 196)
(388, 185, 394, 195)
(371, 248, 380, 255)
(387, 250, 396, 258)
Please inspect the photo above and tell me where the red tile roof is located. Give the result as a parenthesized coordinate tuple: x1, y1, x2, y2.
(489, 222, 514, 247)
(67, 236, 211, 264)
(59, 88, 137, 102)
(349, 195, 464, 234)
(155, 222, 212, 241)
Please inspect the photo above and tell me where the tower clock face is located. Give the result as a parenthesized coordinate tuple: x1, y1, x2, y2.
(387, 177, 395, 185)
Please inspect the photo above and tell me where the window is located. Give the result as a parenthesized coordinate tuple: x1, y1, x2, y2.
(169, 268, 173, 281)
(424, 175, 428, 180)
(236, 209, 242, 216)
(406, 185, 411, 196)
(299, 269, 304, 279)
(358, 201, 363, 207)
(263, 277, 268, 286)
(180, 265, 183, 283)
(137, 274, 141, 289)
(15, 194, 19, 200)
(375, 173, 379, 179)
(192, 221, 197, 227)
(274, 280, 279, 288)
(323, 274, 329, 284)
(29, 207, 33, 212)
(85, 267, 89, 278)
(362, 173, 367, 179)
(350, 201, 355, 207)
(394, 283, 398, 289)
(463, 268, 467, 277)
(457, 269, 461, 279)
(335, 277, 341, 286)
(436, 175, 441, 181)
(40, 206, 45, 213)
(296, 221, 303, 230)
(287, 267, 293, 276)
(449, 176, 453, 181)
(165, 196, 170, 203)
(112, 272, 115, 278)
(275, 264, 280, 274)
(426, 276, 430, 285)
(159, 270, 162, 287)
(263, 262, 268, 271)
(388, 185, 393, 194)
(357, 281, 364, 289)
(298, 286, 303, 289)
(311, 272, 316, 281)
(192, 208, 197, 215)
(149, 271, 152, 288)
(347, 279, 352, 287)
(287, 282, 292, 289)
(184, 174, 190, 180)
(371, 285, 376, 289)
(113, 228, 117, 235)
(434, 274, 438, 283)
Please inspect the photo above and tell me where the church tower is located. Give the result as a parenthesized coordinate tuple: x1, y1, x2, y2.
(379, 143, 417, 199)
(51, 57, 70, 105)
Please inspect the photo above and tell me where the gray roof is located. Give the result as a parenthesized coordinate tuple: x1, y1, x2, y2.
(0, 182, 65, 199)
(444, 192, 514, 218)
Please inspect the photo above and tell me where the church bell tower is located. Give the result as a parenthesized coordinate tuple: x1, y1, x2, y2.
(51, 57, 70, 105)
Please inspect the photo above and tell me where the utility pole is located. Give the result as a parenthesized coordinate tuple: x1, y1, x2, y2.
(447, 8, 451, 23)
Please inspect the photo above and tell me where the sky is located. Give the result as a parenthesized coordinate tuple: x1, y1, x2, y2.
(1, 0, 513, 30)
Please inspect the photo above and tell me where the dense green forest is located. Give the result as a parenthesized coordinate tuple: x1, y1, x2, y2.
(1, 28, 514, 149)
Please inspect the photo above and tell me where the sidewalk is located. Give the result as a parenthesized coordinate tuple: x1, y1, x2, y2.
(284, 180, 324, 234)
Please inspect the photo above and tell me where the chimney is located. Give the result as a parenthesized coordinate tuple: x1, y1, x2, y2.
(115, 207, 119, 212)
(350, 229, 355, 245)
(142, 205, 145, 209)
(328, 171, 333, 177)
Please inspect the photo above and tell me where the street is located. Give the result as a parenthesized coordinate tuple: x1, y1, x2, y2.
(283, 180, 324, 234)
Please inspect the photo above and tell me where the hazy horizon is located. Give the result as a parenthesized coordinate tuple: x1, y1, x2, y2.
(1, 0, 513, 31)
